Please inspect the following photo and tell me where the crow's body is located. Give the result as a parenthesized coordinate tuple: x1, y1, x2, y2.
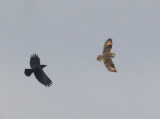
(24, 54, 52, 87)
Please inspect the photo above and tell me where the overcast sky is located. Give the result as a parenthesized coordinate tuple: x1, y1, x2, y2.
(0, 0, 160, 119)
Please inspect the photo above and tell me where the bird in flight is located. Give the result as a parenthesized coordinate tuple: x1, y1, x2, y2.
(24, 54, 53, 87)
(97, 38, 117, 72)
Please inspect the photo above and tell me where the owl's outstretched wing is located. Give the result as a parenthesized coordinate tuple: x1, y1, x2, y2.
(104, 57, 117, 72)
(34, 68, 52, 87)
(103, 38, 112, 54)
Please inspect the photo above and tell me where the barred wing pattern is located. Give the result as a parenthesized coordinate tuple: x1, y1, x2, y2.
(97, 38, 117, 72)
(103, 38, 112, 53)
(103, 57, 117, 72)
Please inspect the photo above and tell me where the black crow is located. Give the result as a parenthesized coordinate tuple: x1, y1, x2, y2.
(24, 54, 52, 87)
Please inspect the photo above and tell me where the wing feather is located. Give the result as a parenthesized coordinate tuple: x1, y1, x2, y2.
(103, 38, 112, 53)
(103, 57, 117, 72)
(34, 68, 52, 87)
(30, 54, 40, 69)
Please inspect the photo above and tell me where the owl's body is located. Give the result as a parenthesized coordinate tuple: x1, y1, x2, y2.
(97, 38, 117, 72)
(97, 52, 115, 61)
(103, 52, 115, 58)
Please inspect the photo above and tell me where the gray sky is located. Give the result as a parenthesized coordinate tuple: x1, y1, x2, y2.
(0, 0, 160, 119)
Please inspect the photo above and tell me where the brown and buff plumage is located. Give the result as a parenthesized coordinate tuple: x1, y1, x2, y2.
(97, 38, 117, 72)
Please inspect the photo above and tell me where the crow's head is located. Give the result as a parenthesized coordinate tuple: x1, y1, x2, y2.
(41, 65, 47, 68)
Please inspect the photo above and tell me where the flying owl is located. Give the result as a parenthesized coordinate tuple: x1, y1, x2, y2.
(24, 54, 53, 87)
(97, 38, 117, 72)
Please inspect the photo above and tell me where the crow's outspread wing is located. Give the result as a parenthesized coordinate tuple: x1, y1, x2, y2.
(34, 68, 52, 87)
(103, 57, 117, 72)
(30, 54, 40, 69)
(103, 38, 112, 54)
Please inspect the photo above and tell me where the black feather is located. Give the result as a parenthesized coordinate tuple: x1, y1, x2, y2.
(24, 54, 53, 87)
(24, 69, 33, 76)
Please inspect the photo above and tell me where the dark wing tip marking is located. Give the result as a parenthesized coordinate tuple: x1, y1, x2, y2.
(107, 38, 112, 41)
(107, 64, 117, 72)
(106, 38, 112, 45)
(109, 67, 117, 72)
(104, 58, 117, 72)
(103, 38, 113, 53)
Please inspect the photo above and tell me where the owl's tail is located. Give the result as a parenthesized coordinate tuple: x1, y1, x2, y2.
(97, 55, 103, 62)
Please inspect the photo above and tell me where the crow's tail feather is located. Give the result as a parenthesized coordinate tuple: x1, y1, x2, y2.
(24, 69, 33, 77)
